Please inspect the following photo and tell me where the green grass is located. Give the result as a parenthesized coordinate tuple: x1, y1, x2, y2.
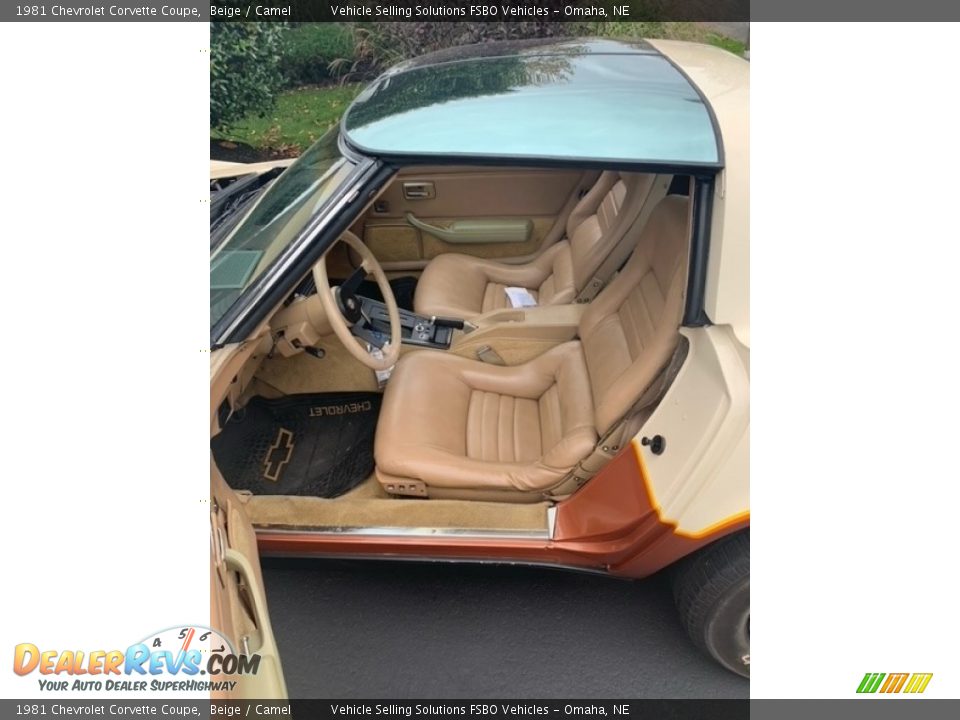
(212, 83, 363, 155)
(591, 21, 747, 57)
(705, 34, 747, 56)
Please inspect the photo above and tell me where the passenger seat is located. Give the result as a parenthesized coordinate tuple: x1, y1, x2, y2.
(413, 172, 667, 319)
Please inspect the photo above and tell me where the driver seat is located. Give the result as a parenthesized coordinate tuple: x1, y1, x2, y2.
(374, 195, 691, 500)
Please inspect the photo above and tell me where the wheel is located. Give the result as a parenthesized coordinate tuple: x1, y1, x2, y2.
(671, 530, 750, 678)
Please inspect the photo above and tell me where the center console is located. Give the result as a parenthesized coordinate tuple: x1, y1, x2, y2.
(350, 297, 587, 364)
(351, 296, 461, 350)
(446, 304, 587, 365)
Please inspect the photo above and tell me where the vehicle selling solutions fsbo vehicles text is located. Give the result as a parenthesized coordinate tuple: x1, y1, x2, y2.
(329, 4, 555, 18)
(328, 705, 624, 716)
(329, 705, 559, 717)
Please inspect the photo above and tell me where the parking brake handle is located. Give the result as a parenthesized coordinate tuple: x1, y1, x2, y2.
(432, 316, 465, 330)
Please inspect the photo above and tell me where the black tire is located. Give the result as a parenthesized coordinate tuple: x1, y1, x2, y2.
(671, 530, 750, 678)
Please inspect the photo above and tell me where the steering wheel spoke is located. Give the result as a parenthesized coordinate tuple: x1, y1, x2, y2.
(339, 265, 367, 299)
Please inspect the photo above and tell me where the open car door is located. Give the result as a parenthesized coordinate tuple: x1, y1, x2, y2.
(211, 342, 287, 700)
(210, 345, 287, 700)
(211, 462, 287, 699)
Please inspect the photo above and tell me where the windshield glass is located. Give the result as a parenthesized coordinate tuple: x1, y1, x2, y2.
(210, 128, 354, 328)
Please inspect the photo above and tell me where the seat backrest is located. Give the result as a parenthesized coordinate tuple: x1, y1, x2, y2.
(579, 195, 692, 434)
(565, 171, 660, 293)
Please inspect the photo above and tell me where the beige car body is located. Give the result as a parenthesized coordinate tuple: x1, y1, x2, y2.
(641, 40, 749, 537)
(210, 158, 293, 181)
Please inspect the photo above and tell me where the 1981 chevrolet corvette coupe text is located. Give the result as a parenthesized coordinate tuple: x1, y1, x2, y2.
(209, 37, 749, 696)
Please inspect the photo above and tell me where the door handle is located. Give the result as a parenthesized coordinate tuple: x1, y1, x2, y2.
(224, 548, 272, 644)
(402, 182, 435, 200)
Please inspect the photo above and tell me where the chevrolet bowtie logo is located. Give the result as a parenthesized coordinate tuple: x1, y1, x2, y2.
(263, 428, 295, 482)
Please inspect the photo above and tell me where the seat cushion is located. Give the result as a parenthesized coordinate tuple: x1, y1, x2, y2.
(413, 242, 572, 319)
(375, 342, 597, 493)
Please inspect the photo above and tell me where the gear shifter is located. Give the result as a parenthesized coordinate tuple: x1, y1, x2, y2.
(354, 296, 460, 349)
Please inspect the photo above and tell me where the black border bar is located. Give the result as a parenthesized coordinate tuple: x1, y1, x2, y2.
(8, 1, 960, 22)
(6, 699, 960, 719)
(6, 1, 750, 22)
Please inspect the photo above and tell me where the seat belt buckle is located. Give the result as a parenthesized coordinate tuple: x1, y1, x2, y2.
(476, 345, 506, 365)
(575, 275, 605, 303)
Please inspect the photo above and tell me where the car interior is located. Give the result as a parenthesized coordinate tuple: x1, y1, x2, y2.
(210, 165, 695, 536)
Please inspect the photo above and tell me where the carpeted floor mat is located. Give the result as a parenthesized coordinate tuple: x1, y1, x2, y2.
(211, 392, 381, 497)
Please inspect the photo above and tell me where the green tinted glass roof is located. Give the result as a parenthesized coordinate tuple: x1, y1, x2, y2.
(342, 42, 720, 166)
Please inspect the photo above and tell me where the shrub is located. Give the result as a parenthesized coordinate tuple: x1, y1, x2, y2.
(210, 22, 288, 131)
(348, 21, 585, 75)
(280, 23, 355, 87)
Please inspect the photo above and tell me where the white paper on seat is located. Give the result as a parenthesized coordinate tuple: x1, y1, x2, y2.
(504, 286, 538, 308)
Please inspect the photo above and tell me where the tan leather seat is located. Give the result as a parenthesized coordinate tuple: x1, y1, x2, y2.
(376, 195, 691, 499)
(413, 172, 658, 319)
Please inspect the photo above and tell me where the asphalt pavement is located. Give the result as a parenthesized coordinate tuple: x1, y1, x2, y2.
(261, 557, 749, 699)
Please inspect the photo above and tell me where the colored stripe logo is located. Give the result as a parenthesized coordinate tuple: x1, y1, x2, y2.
(857, 672, 932, 694)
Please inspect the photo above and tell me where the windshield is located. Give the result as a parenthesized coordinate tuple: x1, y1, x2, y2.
(210, 128, 354, 328)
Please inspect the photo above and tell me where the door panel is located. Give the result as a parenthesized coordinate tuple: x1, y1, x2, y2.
(211, 343, 286, 700)
(363, 216, 557, 263)
(211, 463, 287, 699)
(364, 224, 421, 263)
(376, 167, 583, 217)
(356, 167, 593, 269)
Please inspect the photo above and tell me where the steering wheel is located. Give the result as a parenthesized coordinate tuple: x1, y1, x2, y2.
(313, 231, 401, 371)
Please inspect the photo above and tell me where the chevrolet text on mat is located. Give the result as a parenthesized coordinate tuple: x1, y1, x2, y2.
(210, 36, 749, 696)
